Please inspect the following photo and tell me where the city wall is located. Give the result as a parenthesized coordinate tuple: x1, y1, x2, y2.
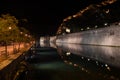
(56, 25, 120, 46)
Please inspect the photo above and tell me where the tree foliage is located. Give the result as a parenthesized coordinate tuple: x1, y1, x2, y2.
(0, 13, 35, 54)
(0, 13, 34, 45)
(0, 14, 19, 43)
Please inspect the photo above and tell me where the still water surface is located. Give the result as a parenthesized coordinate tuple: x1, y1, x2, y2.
(16, 43, 120, 80)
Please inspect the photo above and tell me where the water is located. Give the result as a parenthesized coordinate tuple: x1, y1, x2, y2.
(15, 43, 120, 80)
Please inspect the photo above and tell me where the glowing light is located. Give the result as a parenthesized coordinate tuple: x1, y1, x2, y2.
(107, 67, 111, 71)
(20, 32, 23, 34)
(66, 52, 71, 56)
(67, 16, 72, 20)
(118, 23, 120, 26)
(62, 33, 65, 35)
(25, 34, 28, 37)
(96, 61, 98, 63)
(81, 57, 84, 59)
(104, 23, 108, 26)
(96, 61, 99, 65)
(88, 58, 90, 61)
(105, 64, 108, 67)
(95, 25, 98, 28)
(73, 15, 77, 18)
(40, 37, 44, 42)
(106, 9, 109, 13)
(101, 0, 117, 6)
(69, 62, 72, 65)
(8, 26, 12, 30)
(86, 70, 88, 72)
(87, 27, 90, 30)
(64, 60, 68, 63)
(81, 28, 83, 31)
(66, 28, 70, 33)
(82, 68, 85, 71)
(28, 35, 31, 38)
(74, 64, 78, 67)
(63, 18, 67, 22)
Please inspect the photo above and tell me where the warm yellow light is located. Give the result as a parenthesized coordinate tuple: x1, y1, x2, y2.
(118, 23, 120, 25)
(73, 15, 77, 18)
(20, 32, 23, 34)
(67, 16, 72, 20)
(66, 28, 70, 33)
(8, 27, 12, 30)
(106, 9, 109, 13)
(25, 34, 28, 37)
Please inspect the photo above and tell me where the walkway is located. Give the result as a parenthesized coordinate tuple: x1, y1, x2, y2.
(0, 43, 32, 70)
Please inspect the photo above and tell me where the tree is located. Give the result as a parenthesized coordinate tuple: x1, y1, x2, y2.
(0, 14, 19, 54)
(0, 13, 35, 54)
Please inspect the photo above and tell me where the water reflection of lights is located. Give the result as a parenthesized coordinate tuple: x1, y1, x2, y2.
(59, 50, 113, 74)
(60, 51, 114, 75)
(66, 52, 71, 56)
(59, 49, 112, 71)
(64, 60, 68, 63)
(73, 64, 78, 67)
(56, 43, 120, 68)
(63, 59, 90, 74)
(105, 64, 108, 67)
(107, 66, 111, 71)
(81, 57, 84, 59)
(41, 41, 120, 79)
(87, 58, 90, 61)
(96, 61, 99, 65)
(69, 62, 73, 65)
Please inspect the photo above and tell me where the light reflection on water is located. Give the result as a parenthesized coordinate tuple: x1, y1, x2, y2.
(56, 43, 120, 68)
(14, 42, 120, 80)
(36, 42, 120, 80)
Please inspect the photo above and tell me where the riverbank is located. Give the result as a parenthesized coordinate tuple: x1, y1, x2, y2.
(0, 43, 33, 70)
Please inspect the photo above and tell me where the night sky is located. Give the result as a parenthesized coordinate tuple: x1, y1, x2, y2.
(0, 0, 113, 36)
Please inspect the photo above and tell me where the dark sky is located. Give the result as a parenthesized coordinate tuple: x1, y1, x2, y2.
(0, 0, 104, 36)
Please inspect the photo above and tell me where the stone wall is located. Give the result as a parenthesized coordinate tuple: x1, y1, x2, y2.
(56, 25, 120, 46)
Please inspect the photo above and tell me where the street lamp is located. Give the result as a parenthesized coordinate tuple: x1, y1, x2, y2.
(8, 26, 12, 30)
(66, 28, 70, 33)
(20, 32, 23, 34)
(25, 34, 28, 37)
(104, 23, 108, 26)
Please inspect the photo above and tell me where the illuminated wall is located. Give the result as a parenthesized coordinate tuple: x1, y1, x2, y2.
(50, 36, 56, 42)
(56, 24, 120, 46)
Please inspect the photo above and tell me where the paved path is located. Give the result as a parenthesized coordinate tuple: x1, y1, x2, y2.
(0, 43, 32, 70)
(0, 43, 24, 62)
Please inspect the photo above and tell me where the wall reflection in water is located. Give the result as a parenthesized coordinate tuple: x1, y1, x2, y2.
(56, 43, 120, 68)
(39, 42, 120, 79)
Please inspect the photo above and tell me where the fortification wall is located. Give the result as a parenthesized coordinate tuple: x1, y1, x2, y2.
(56, 25, 120, 46)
